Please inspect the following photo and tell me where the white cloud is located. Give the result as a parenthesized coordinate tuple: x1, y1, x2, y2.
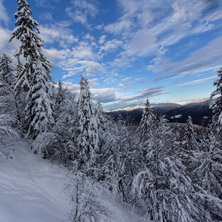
(34, 0, 55, 8)
(39, 23, 78, 47)
(99, 35, 106, 44)
(0, 27, 20, 57)
(0, 0, 9, 24)
(103, 85, 168, 110)
(0, 27, 10, 50)
(118, 83, 134, 90)
(177, 75, 217, 86)
(62, 59, 104, 79)
(103, 76, 117, 84)
(95, 23, 104, 30)
(66, 0, 98, 27)
(91, 88, 117, 103)
(173, 65, 221, 79)
(111, 52, 136, 68)
(122, 76, 131, 82)
(152, 37, 222, 80)
(103, 0, 222, 68)
(88, 78, 99, 87)
(104, 18, 132, 34)
(41, 13, 53, 21)
(61, 80, 167, 110)
(43, 48, 71, 64)
(204, 8, 222, 22)
(84, 34, 95, 41)
(73, 0, 97, 17)
(62, 81, 117, 103)
(171, 0, 204, 23)
(124, 29, 157, 57)
(99, 39, 122, 53)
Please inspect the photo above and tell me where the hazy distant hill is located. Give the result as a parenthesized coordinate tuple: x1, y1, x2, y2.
(164, 100, 213, 126)
(108, 100, 213, 126)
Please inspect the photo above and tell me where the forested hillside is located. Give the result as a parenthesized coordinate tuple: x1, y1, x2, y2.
(0, 0, 222, 221)
(108, 100, 213, 126)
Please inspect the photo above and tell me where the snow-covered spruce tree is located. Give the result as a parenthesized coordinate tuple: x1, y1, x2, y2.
(31, 91, 78, 163)
(0, 53, 15, 87)
(69, 165, 110, 222)
(0, 54, 19, 132)
(95, 101, 106, 133)
(52, 92, 78, 163)
(10, 0, 54, 139)
(211, 67, 222, 129)
(190, 130, 222, 221)
(0, 114, 18, 141)
(135, 98, 157, 169)
(14, 56, 28, 134)
(0, 55, 16, 116)
(76, 76, 99, 173)
(137, 98, 156, 140)
(132, 112, 211, 221)
(54, 80, 67, 121)
(183, 116, 198, 150)
(94, 101, 111, 159)
(100, 118, 136, 201)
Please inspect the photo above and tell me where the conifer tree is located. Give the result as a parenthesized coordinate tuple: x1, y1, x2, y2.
(69, 168, 109, 222)
(0, 114, 18, 140)
(190, 130, 222, 220)
(77, 76, 99, 171)
(132, 115, 211, 221)
(0, 54, 15, 87)
(94, 101, 109, 155)
(136, 98, 157, 169)
(100, 118, 134, 201)
(10, 0, 54, 139)
(54, 80, 67, 121)
(184, 116, 197, 149)
(137, 98, 156, 140)
(0, 54, 17, 123)
(95, 101, 106, 133)
(211, 67, 222, 128)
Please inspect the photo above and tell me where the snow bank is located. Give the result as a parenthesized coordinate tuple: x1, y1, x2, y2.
(0, 139, 140, 222)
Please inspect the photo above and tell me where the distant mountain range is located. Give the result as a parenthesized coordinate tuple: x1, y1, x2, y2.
(107, 100, 213, 126)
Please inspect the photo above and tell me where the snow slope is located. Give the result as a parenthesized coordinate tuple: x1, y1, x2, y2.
(0, 139, 140, 222)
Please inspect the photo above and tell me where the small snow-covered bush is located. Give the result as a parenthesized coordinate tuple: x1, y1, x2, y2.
(0, 114, 18, 140)
(31, 132, 59, 159)
(69, 170, 110, 222)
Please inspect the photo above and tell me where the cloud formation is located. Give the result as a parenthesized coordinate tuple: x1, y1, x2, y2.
(0, 0, 9, 24)
(1, 0, 222, 110)
(66, 0, 98, 27)
(153, 37, 222, 80)
(177, 75, 217, 86)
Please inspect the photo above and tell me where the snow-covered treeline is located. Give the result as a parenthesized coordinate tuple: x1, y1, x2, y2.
(1, 0, 222, 221)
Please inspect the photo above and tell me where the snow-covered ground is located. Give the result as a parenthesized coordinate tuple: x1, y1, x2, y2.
(0, 139, 140, 222)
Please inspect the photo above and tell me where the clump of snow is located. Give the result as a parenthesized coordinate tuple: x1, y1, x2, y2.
(171, 114, 182, 119)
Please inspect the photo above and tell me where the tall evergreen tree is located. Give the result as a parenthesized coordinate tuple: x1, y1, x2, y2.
(0, 114, 18, 141)
(69, 169, 109, 222)
(77, 76, 99, 171)
(211, 67, 222, 128)
(0, 54, 17, 124)
(10, 0, 54, 139)
(184, 116, 197, 150)
(132, 115, 211, 222)
(0, 54, 15, 87)
(137, 98, 156, 140)
(54, 80, 67, 121)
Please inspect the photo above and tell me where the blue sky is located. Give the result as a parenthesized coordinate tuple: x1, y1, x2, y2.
(0, 0, 222, 110)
